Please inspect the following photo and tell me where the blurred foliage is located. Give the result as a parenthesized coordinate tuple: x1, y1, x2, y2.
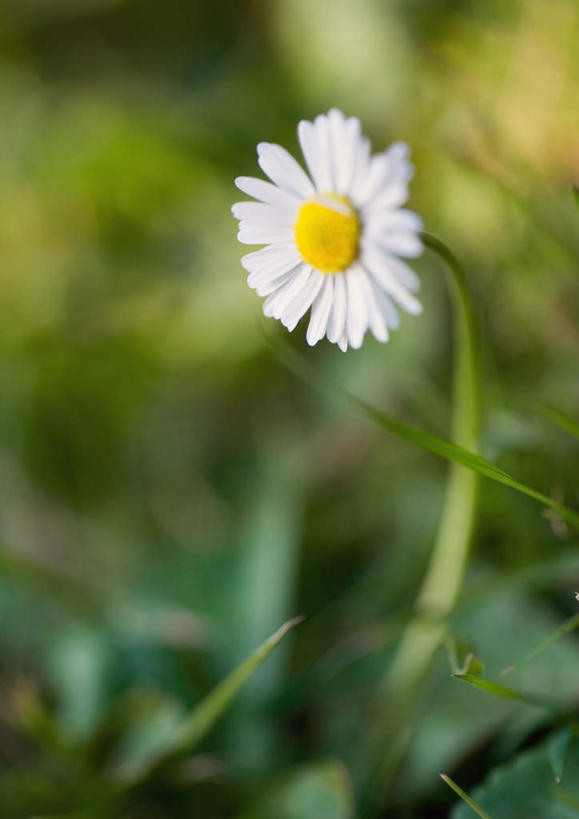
(0, 0, 578, 816)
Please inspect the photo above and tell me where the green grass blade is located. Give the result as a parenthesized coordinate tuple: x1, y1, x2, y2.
(118, 617, 302, 786)
(270, 337, 579, 532)
(440, 774, 492, 819)
(542, 405, 579, 440)
(573, 186, 579, 210)
(351, 395, 579, 531)
(548, 727, 572, 784)
(502, 612, 579, 676)
(452, 673, 557, 709)
(174, 617, 303, 753)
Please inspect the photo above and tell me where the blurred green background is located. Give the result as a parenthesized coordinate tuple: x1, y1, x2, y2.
(0, 0, 578, 816)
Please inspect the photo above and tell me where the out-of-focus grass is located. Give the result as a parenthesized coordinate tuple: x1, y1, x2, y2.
(0, 0, 577, 816)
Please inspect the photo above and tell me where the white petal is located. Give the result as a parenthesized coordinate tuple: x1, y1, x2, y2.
(313, 114, 335, 191)
(375, 232, 423, 258)
(366, 208, 423, 235)
(248, 260, 294, 293)
(298, 120, 324, 192)
(237, 224, 295, 245)
(281, 269, 324, 331)
(328, 109, 361, 196)
(244, 250, 302, 295)
(374, 285, 400, 329)
(365, 209, 423, 259)
(306, 275, 334, 346)
(367, 182, 409, 212)
(257, 143, 314, 199)
(349, 136, 372, 203)
(361, 244, 422, 315)
(352, 153, 390, 207)
(232, 202, 294, 226)
(376, 251, 420, 292)
(263, 263, 311, 319)
(235, 176, 301, 213)
(345, 265, 369, 349)
(386, 141, 413, 180)
(254, 267, 300, 297)
(326, 271, 347, 343)
(358, 268, 389, 343)
(353, 141, 414, 209)
(337, 326, 349, 352)
(241, 243, 299, 274)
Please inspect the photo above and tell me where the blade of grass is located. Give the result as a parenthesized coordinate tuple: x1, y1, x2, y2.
(269, 335, 579, 532)
(440, 774, 491, 819)
(542, 405, 579, 441)
(548, 727, 572, 784)
(501, 612, 579, 676)
(117, 617, 302, 786)
(176, 616, 302, 751)
(452, 673, 558, 710)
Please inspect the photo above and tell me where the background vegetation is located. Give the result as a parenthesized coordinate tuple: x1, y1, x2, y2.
(0, 0, 578, 816)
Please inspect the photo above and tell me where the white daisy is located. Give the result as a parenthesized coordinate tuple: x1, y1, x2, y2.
(232, 109, 423, 351)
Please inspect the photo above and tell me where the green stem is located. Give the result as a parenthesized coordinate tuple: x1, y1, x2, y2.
(414, 232, 480, 616)
(364, 233, 480, 805)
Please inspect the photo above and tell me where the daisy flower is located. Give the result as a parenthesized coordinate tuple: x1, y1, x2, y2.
(232, 109, 423, 351)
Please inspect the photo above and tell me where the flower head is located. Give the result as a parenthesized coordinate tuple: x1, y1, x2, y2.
(232, 109, 423, 351)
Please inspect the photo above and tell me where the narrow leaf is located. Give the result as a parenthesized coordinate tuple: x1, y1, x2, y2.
(542, 405, 579, 441)
(501, 612, 579, 676)
(440, 774, 492, 819)
(548, 727, 573, 784)
(270, 336, 579, 532)
(452, 674, 557, 709)
(573, 186, 579, 210)
(176, 617, 302, 751)
(119, 617, 302, 786)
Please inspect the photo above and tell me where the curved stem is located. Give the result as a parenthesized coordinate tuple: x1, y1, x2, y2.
(414, 232, 480, 616)
(363, 232, 480, 807)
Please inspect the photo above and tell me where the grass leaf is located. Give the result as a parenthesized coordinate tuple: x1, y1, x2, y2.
(542, 405, 579, 441)
(118, 617, 302, 785)
(270, 336, 579, 532)
(440, 774, 492, 819)
(173, 617, 303, 752)
(501, 612, 579, 676)
(452, 673, 557, 709)
(549, 727, 573, 784)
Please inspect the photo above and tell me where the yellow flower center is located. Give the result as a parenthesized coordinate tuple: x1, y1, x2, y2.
(294, 194, 360, 273)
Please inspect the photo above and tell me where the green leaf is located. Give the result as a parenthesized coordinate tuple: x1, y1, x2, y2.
(548, 727, 573, 784)
(452, 736, 579, 818)
(542, 405, 579, 441)
(452, 673, 557, 709)
(573, 186, 579, 210)
(117, 617, 302, 785)
(176, 617, 302, 750)
(441, 774, 491, 819)
(270, 338, 579, 532)
(246, 760, 354, 819)
(48, 624, 115, 740)
(501, 612, 579, 676)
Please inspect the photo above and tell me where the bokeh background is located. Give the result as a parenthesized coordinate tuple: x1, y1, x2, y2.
(0, 0, 578, 816)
